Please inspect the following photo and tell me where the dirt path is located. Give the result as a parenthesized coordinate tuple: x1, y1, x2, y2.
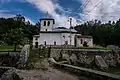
(16, 68, 79, 80)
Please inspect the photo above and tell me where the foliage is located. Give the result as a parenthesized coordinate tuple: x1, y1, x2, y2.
(75, 19, 120, 47)
(0, 14, 39, 50)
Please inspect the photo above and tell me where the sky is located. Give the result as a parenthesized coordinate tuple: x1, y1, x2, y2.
(0, 0, 120, 28)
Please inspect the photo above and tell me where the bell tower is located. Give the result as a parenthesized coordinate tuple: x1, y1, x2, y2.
(40, 12, 55, 31)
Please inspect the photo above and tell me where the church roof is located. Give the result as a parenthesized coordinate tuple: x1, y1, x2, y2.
(76, 35, 92, 38)
(40, 28, 77, 33)
(54, 29, 77, 32)
(40, 30, 77, 33)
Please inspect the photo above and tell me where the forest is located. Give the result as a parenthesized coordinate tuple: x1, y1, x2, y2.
(0, 15, 39, 50)
(75, 20, 120, 47)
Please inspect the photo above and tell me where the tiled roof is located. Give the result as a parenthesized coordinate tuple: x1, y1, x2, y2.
(76, 35, 92, 38)
(53, 29, 77, 32)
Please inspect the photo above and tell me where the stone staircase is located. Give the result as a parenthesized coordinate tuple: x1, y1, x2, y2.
(95, 55, 108, 71)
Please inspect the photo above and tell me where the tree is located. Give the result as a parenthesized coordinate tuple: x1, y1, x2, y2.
(0, 14, 40, 51)
(6, 28, 24, 51)
(74, 19, 117, 47)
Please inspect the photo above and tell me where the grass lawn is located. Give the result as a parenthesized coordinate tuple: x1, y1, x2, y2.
(0, 43, 22, 51)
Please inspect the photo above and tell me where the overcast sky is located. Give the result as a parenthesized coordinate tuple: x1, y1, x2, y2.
(0, 0, 120, 27)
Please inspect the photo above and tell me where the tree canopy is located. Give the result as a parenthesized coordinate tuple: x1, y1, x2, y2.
(75, 19, 120, 47)
(0, 15, 39, 50)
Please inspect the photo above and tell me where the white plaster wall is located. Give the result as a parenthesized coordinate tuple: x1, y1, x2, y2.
(33, 36, 39, 46)
(61, 33, 75, 45)
(76, 38, 93, 47)
(40, 20, 54, 31)
(33, 33, 76, 46)
(39, 33, 62, 45)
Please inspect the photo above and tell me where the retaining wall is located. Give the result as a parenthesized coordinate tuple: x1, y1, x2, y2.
(50, 49, 120, 70)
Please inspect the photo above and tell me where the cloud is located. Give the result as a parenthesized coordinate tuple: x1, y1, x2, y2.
(26, 0, 78, 28)
(25, 17, 35, 25)
(81, 0, 120, 22)
(0, 12, 15, 18)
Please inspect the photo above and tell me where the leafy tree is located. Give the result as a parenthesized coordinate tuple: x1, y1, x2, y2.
(74, 19, 120, 47)
(6, 28, 24, 51)
(0, 14, 39, 51)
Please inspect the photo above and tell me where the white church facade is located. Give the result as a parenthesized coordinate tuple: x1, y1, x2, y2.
(33, 18, 93, 48)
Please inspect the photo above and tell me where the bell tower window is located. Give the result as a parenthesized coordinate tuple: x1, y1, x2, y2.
(48, 21, 50, 26)
(44, 21, 46, 26)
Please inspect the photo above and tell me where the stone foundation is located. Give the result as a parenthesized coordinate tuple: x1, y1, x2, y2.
(50, 49, 120, 71)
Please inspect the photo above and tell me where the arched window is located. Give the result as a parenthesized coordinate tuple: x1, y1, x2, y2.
(44, 21, 46, 26)
(48, 21, 50, 26)
(54, 41, 56, 45)
(65, 41, 68, 45)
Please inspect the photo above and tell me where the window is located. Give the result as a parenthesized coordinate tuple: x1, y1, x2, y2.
(63, 35, 65, 38)
(46, 29, 47, 31)
(35, 42, 38, 48)
(81, 39, 83, 44)
(48, 21, 50, 26)
(44, 21, 46, 26)
(54, 41, 56, 45)
(44, 41, 46, 45)
(35, 37, 38, 40)
(65, 41, 68, 45)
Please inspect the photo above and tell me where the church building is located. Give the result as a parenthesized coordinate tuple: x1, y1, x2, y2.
(33, 18, 93, 48)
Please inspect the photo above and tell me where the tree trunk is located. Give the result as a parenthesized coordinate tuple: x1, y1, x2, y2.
(14, 43, 17, 51)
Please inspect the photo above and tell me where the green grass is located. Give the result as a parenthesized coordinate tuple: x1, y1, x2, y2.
(0, 43, 22, 51)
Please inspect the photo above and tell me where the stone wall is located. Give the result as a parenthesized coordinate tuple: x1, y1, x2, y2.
(17, 44, 30, 68)
(0, 44, 30, 68)
(50, 49, 120, 71)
